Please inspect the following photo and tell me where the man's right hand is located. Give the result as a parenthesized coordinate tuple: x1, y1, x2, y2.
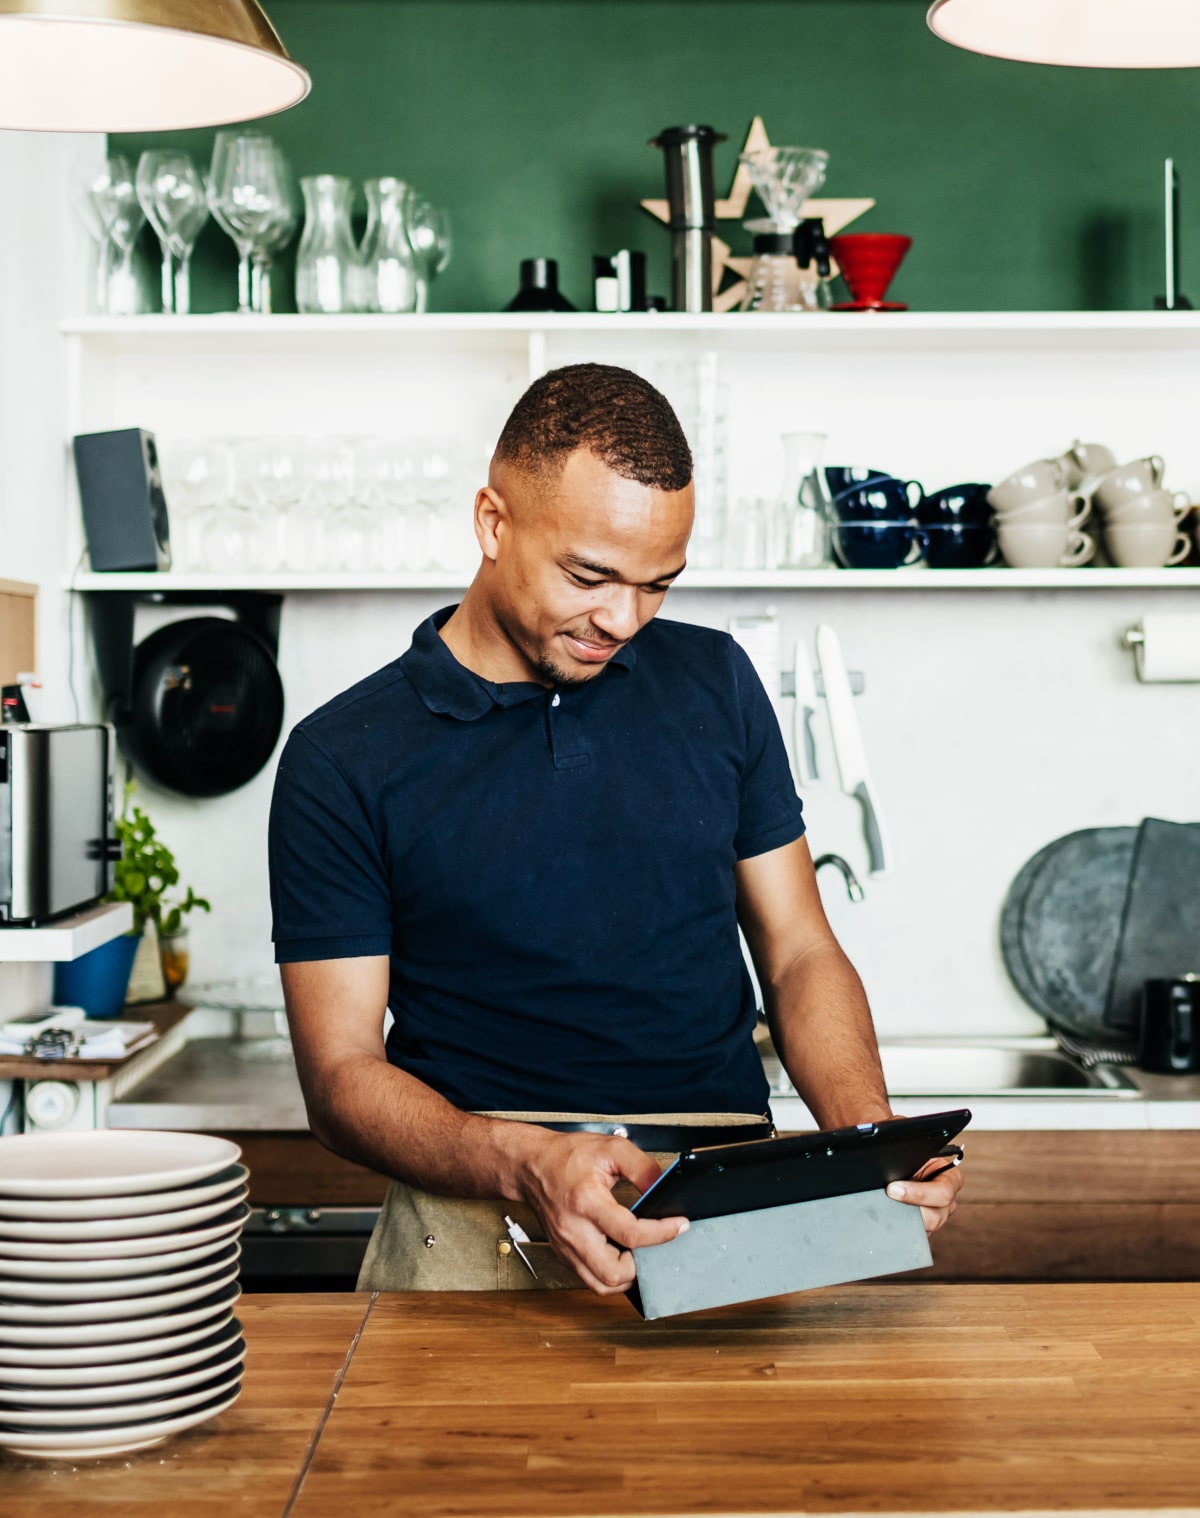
(516, 1130, 689, 1296)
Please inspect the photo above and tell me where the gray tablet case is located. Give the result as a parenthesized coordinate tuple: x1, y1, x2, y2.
(630, 1188, 932, 1320)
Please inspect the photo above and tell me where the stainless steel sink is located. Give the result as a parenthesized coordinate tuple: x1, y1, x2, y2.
(762, 1035, 1141, 1099)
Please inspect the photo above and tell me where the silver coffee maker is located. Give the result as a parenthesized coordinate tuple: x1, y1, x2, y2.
(649, 124, 726, 313)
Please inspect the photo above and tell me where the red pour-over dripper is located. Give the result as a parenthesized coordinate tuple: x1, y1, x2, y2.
(829, 233, 912, 311)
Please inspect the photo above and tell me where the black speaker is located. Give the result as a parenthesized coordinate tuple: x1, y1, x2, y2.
(73, 428, 171, 572)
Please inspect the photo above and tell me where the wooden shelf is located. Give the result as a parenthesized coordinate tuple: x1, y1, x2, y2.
(0, 901, 132, 963)
(66, 567, 1200, 593)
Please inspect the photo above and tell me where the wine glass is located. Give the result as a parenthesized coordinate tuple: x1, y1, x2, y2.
(250, 144, 299, 315)
(406, 198, 451, 313)
(88, 155, 144, 316)
(136, 151, 209, 315)
(207, 133, 290, 315)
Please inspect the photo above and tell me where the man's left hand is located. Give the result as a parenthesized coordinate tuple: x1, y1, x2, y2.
(886, 1153, 963, 1235)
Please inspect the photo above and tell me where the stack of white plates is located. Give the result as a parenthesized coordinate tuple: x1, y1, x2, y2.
(0, 1130, 249, 1460)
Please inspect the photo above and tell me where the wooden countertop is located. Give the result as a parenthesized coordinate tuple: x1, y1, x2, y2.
(4, 1283, 1199, 1517)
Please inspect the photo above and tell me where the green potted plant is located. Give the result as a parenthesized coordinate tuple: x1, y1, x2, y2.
(106, 781, 211, 999)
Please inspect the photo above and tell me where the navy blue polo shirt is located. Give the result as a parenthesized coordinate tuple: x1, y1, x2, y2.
(268, 607, 805, 1115)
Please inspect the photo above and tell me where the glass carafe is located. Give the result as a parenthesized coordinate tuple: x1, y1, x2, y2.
(360, 178, 419, 313)
(773, 432, 832, 569)
(296, 175, 359, 314)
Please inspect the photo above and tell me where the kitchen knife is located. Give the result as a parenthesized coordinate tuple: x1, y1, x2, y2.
(792, 640, 818, 786)
(815, 623, 889, 876)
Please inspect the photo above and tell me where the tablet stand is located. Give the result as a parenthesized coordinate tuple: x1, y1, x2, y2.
(628, 1187, 932, 1320)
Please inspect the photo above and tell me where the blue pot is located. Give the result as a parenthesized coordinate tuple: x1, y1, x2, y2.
(52, 933, 140, 1019)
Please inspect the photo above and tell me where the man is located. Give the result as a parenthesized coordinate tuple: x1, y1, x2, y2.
(268, 363, 961, 1296)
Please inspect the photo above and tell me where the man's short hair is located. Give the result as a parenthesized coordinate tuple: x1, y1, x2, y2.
(493, 363, 693, 492)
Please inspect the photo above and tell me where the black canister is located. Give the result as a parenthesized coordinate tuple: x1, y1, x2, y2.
(1139, 975, 1200, 1074)
(504, 259, 576, 313)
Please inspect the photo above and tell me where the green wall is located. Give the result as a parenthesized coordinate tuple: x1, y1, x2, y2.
(114, 0, 1200, 314)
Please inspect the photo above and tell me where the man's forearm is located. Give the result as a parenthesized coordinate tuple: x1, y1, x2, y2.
(763, 939, 892, 1129)
(306, 1052, 543, 1204)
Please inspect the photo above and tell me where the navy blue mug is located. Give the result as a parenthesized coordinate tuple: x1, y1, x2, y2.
(824, 465, 894, 498)
(834, 521, 927, 569)
(831, 476, 923, 522)
(917, 483, 993, 527)
(922, 522, 998, 569)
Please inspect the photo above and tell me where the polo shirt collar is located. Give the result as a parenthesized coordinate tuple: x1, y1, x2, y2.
(404, 606, 637, 722)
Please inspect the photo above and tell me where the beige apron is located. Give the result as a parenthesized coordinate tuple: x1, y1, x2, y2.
(356, 1110, 769, 1291)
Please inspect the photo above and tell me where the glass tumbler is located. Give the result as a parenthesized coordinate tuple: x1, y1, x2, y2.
(360, 178, 419, 313)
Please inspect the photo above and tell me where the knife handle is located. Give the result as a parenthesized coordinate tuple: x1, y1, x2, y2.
(853, 780, 889, 876)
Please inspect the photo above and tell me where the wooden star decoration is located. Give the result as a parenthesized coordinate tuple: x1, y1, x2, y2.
(641, 116, 876, 313)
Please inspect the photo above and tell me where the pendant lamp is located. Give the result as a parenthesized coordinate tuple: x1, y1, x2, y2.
(0, 0, 310, 132)
(927, 0, 1200, 69)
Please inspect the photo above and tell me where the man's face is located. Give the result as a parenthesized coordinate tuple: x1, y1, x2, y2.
(478, 448, 694, 687)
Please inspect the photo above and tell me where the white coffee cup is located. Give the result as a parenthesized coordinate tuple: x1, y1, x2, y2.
(1092, 455, 1166, 512)
(991, 488, 1090, 530)
(997, 522, 1095, 569)
(1104, 521, 1190, 568)
(1059, 439, 1118, 491)
(1099, 488, 1191, 526)
(987, 457, 1071, 514)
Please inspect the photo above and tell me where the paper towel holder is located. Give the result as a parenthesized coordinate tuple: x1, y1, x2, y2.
(1123, 619, 1200, 683)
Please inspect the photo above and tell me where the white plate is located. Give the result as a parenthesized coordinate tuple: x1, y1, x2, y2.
(0, 1383, 241, 1460)
(0, 1164, 249, 1221)
(0, 1300, 238, 1368)
(0, 1131, 242, 1201)
(0, 1241, 240, 1298)
(0, 1186, 249, 1243)
(0, 1258, 240, 1325)
(0, 1275, 240, 1344)
(0, 1362, 243, 1425)
(0, 1203, 248, 1261)
(0, 1220, 245, 1278)
(0, 1317, 242, 1385)
(1, 1338, 245, 1407)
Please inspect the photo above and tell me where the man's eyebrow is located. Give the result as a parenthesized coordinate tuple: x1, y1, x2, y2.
(564, 554, 686, 584)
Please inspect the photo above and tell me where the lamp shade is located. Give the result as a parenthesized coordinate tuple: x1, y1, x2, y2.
(927, 0, 1200, 68)
(0, 0, 310, 131)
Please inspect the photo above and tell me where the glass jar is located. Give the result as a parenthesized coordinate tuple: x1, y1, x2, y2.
(295, 175, 359, 315)
(159, 928, 190, 996)
(360, 178, 419, 314)
(774, 431, 833, 569)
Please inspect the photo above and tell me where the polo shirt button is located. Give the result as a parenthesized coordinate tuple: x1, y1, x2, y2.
(551, 693, 561, 707)
(612, 1124, 629, 1138)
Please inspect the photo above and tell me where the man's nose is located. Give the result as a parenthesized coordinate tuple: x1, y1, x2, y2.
(591, 585, 642, 642)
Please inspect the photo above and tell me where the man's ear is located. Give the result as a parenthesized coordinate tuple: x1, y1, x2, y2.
(474, 484, 508, 559)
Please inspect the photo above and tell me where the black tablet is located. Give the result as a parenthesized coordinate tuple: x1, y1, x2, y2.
(631, 1109, 971, 1222)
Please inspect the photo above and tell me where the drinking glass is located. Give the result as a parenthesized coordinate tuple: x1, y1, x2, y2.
(135, 151, 209, 315)
(208, 133, 291, 315)
(250, 145, 300, 315)
(161, 439, 232, 569)
(88, 155, 144, 316)
(406, 199, 451, 313)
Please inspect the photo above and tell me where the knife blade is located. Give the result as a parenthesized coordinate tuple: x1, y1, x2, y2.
(815, 624, 889, 875)
(792, 640, 818, 786)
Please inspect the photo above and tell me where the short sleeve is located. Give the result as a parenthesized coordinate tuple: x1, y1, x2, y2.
(729, 641, 806, 861)
(268, 728, 394, 963)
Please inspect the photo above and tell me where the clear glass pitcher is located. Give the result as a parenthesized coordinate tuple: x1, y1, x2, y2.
(773, 431, 832, 569)
(359, 178, 419, 313)
(296, 175, 359, 314)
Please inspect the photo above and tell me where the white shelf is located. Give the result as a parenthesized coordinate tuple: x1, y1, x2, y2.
(0, 902, 133, 963)
(66, 568, 1200, 593)
(58, 310, 1200, 354)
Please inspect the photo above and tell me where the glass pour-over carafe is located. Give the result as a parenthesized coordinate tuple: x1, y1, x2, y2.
(739, 147, 831, 313)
